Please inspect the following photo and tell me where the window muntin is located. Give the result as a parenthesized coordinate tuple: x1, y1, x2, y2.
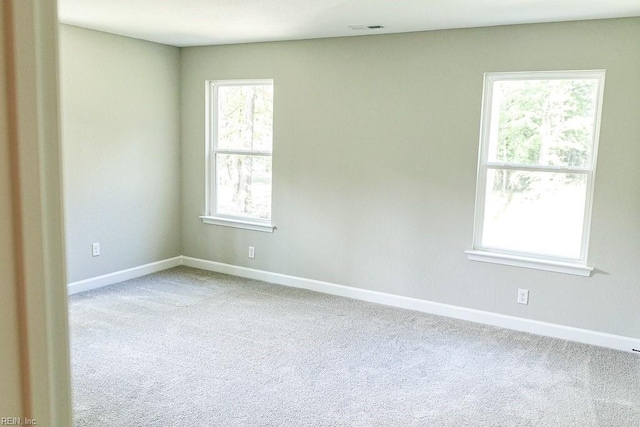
(206, 80, 274, 224)
(472, 71, 604, 266)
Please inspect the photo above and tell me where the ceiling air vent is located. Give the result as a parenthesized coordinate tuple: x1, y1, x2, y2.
(348, 25, 385, 31)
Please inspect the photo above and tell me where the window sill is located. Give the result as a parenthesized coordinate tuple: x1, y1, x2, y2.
(200, 216, 276, 233)
(465, 250, 592, 277)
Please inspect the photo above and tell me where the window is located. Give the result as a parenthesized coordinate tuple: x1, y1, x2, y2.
(201, 80, 275, 232)
(466, 71, 605, 276)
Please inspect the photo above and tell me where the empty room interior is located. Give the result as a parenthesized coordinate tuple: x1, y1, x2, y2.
(2, 0, 640, 425)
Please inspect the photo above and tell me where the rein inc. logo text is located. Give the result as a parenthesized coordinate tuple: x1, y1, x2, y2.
(1, 418, 37, 425)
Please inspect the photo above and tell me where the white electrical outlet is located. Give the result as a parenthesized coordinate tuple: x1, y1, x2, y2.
(517, 289, 529, 305)
(248, 246, 255, 259)
(92, 242, 100, 257)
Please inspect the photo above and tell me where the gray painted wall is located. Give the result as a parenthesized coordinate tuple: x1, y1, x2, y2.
(181, 18, 640, 338)
(59, 25, 182, 283)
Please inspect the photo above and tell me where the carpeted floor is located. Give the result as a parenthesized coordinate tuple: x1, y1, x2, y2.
(69, 266, 640, 426)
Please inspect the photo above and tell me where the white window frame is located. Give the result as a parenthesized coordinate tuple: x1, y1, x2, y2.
(466, 70, 606, 276)
(200, 79, 276, 232)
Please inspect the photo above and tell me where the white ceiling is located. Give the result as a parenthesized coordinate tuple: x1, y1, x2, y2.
(58, 0, 640, 47)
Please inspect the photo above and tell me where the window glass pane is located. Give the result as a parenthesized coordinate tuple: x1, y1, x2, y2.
(482, 169, 587, 259)
(488, 79, 598, 168)
(217, 85, 273, 152)
(216, 154, 272, 220)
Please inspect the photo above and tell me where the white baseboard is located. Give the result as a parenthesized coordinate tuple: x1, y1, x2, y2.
(66, 255, 639, 353)
(67, 256, 182, 295)
(181, 256, 640, 354)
